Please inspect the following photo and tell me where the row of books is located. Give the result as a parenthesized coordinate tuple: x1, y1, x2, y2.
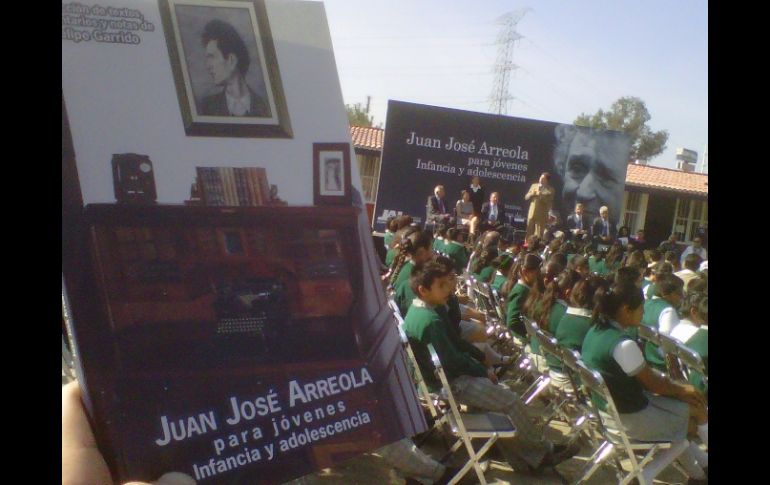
(196, 167, 271, 207)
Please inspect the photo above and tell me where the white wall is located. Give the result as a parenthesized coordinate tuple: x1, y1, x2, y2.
(62, 0, 361, 205)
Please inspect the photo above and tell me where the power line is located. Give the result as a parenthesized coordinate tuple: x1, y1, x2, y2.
(489, 8, 532, 115)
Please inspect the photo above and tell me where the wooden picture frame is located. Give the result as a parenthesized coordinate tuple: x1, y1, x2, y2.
(313, 143, 352, 206)
(159, 0, 293, 138)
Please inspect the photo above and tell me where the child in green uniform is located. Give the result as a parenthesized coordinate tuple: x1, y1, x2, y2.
(503, 253, 543, 339)
(432, 223, 448, 254)
(527, 269, 580, 374)
(568, 254, 590, 280)
(671, 291, 708, 397)
(550, 275, 609, 391)
(602, 243, 624, 276)
(582, 282, 709, 485)
(442, 228, 468, 273)
(641, 273, 684, 370)
(383, 216, 397, 249)
(403, 260, 579, 472)
(390, 227, 434, 316)
(385, 215, 414, 268)
(491, 253, 514, 296)
(471, 246, 498, 283)
(643, 261, 674, 300)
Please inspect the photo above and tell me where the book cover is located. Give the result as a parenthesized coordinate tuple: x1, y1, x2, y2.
(62, 2, 425, 484)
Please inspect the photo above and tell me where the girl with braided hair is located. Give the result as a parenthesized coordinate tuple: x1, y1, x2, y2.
(390, 227, 434, 316)
(471, 246, 499, 283)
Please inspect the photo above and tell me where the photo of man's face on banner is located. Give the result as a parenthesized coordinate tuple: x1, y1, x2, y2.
(552, 125, 632, 227)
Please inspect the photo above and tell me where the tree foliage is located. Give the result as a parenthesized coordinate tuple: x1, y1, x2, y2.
(574, 96, 669, 162)
(346, 103, 376, 127)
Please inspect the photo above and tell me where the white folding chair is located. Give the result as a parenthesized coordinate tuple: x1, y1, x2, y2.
(427, 343, 517, 485)
(671, 338, 708, 391)
(572, 360, 685, 485)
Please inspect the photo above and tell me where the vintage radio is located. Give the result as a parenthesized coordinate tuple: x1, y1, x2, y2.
(112, 153, 157, 204)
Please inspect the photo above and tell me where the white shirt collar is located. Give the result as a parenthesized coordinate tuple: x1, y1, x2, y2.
(226, 89, 252, 116)
(566, 307, 593, 317)
(411, 298, 435, 310)
(449, 240, 463, 247)
(609, 319, 625, 331)
(517, 279, 530, 289)
(471, 185, 480, 192)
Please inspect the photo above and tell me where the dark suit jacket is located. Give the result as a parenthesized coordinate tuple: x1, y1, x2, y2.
(200, 85, 270, 117)
(427, 195, 451, 223)
(565, 213, 590, 239)
(591, 217, 617, 241)
(480, 202, 506, 226)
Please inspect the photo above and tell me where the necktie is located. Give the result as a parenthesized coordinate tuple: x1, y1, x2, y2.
(490, 205, 497, 222)
(603, 220, 608, 236)
(577, 216, 582, 230)
(439, 199, 445, 213)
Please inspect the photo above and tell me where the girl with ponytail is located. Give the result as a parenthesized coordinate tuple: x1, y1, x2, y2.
(582, 282, 709, 485)
(503, 252, 542, 339)
(526, 269, 581, 373)
(391, 227, 434, 316)
(471, 246, 499, 283)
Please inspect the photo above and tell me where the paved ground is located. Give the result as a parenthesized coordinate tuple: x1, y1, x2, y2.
(281, 379, 694, 485)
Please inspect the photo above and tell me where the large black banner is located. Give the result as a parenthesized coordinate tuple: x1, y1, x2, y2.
(374, 100, 632, 235)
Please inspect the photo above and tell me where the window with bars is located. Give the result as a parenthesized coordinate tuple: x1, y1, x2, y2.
(672, 198, 708, 242)
(620, 191, 648, 234)
(355, 152, 380, 204)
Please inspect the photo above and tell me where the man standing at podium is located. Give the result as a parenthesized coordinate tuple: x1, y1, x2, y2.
(524, 173, 554, 238)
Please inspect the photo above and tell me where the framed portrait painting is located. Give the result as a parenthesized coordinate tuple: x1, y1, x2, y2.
(313, 143, 352, 206)
(159, 0, 293, 138)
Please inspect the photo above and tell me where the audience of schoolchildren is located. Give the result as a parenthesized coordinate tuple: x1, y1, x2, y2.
(380, 212, 708, 485)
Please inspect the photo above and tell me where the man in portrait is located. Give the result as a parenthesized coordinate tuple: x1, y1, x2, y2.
(552, 125, 631, 228)
(199, 19, 270, 117)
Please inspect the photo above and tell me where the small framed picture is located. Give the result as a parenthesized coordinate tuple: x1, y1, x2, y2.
(159, 0, 292, 138)
(313, 143, 351, 206)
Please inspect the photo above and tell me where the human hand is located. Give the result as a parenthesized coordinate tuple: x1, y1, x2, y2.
(678, 384, 706, 407)
(487, 369, 499, 384)
(62, 381, 197, 485)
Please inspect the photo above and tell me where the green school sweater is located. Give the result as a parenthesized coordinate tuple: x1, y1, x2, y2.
(533, 300, 567, 358)
(506, 282, 530, 338)
(550, 308, 593, 371)
(581, 323, 648, 413)
(475, 265, 495, 283)
(443, 241, 469, 273)
(435, 297, 486, 363)
(404, 300, 488, 392)
(491, 273, 507, 293)
(685, 328, 708, 394)
(641, 298, 671, 370)
(433, 237, 446, 254)
(394, 261, 416, 316)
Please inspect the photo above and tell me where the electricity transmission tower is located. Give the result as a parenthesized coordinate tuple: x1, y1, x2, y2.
(489, 8, 531, 115)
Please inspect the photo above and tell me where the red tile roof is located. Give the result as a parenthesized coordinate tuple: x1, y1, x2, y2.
(349, 125, 708, 196)
(350, 125, 384, 151)
(625, 163, 708, 196)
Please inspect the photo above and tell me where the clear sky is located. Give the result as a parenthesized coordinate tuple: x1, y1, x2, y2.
(323, 0, 708, 171)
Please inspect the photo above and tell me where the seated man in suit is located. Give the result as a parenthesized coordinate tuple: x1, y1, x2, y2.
(427, 185, 454, 227)
(591, 205, 617, 249)
(480, 192, 506, 233)
(564, 203, 590, 241)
